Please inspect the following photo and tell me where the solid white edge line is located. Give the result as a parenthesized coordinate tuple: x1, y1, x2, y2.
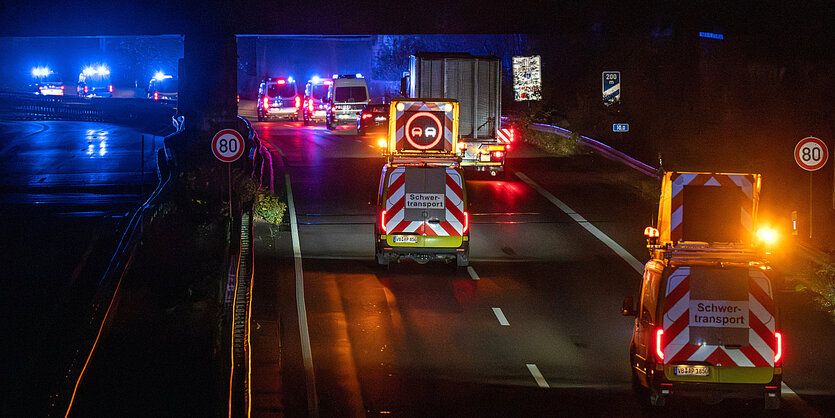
(526, 363, 550, 388)
(515, 171, 644, 275)
(492, 307, 510, 326)
(286, 173, 320, 418)
(467, 266, 480, 280)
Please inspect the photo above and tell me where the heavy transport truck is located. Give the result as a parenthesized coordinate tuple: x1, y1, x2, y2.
(401, 52, 510, 177)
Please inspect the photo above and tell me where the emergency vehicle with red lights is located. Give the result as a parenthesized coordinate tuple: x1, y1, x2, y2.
(401, 53, 514, 177)
(77, 64, 113, 98)
(623, 171, 783, 409)
(326, 74, 369, 130)
(257, 77, 301, 122)
(302, 76, 331, 125)
(375, 99, 469, 267)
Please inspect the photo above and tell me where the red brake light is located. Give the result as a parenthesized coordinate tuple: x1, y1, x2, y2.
(277, 79, 286, 85)
(154, 91, 159, 101)
(510, 127, 515, 142)
(774, 332, 782, 365)
(362, 113, 372, 119)
(108, 85, 113, 93)
(307, 99, 314, 112)
(295, 96, 301, 108)
(84, 85, 88, 93)
(492, 151, 504, 159)
(263, 97, 269, 108)
(656, 328, 665, 361)
(463, 211, 469, 233)
(380, 210, 387, 233)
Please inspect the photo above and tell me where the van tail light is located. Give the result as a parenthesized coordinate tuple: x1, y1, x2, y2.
(307, 99, 314, 112)
(295, 96, 301, 108)
(108, 85, 113, 93)
(154, 91, 159, 101)
(362, 113, 372, 119)
(380, 210, 387, 233)
(263, 97, 269, 109)
(60, 85, 65, 90)
(774, 331, 782, 365)
(84, 85, 89, 94)
(463, 211, 469, 233)
(510, 127, 515, 142)
(656, 328, 665, 362)
(492, 151, 505, 160)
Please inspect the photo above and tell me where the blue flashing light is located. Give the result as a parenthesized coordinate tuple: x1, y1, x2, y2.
(31, 66, 51, 77)
(699, 31, 724, 40)
(356, 73, 363, 78)
(333, 74, 339, 79)
(288, 76, 294, 83)
(311, 75, 320, 83)
(153, 71, 167, 81)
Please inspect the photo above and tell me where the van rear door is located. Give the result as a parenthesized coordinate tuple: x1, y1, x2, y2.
(384, 166, 466, 237)
(661, 266, 777, 383)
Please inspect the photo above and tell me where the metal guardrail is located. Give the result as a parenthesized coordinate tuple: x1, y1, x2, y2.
(0, 92, 104, 121)
(527, 122, 660, 179)
(501, 116, 659, 179)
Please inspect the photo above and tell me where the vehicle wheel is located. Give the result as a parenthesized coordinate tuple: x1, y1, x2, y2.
(456, 250, 469, 267)
(649, 390, 666, 407)
(303, 116, 310, 126)
(376, 252, 390, 266)
(765, 392, 781, 410)
(326, 120, 334, 130)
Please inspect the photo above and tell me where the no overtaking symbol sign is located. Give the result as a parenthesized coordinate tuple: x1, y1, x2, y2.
(212, 129, 245, 163)
(794, 136, 828, 171)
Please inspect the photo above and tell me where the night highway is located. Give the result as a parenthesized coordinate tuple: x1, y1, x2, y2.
(245, 119, 834, 416)
(2, 2, 835, 416)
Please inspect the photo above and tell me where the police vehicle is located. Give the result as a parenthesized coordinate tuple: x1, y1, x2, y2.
(147, 72, 178, 101)
(257, 77, 300, 122)
(30, 67, 64, 96)
(326, 74, 369, 130)
(77, 64, 113, 98)
(302, 76, 331, 125)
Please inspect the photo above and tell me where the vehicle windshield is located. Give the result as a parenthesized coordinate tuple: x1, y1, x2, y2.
(38, 73, 63, 84)
(334, 86, 367, 102)
(267, 82, 296, 98)
(85, 76, 111, 87)
(156, 78, 178, 92)
(310, 84, 328, 100)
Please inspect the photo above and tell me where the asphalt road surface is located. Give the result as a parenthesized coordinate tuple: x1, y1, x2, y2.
(0, 119, 164, 415)
(252, 118, 835, 417)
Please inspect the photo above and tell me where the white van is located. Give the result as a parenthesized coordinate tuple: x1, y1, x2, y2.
(326, 74, 369, 130)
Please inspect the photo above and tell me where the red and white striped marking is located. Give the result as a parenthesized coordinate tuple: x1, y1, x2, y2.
(497, 128, 514, 144)
(668, 173, 757, 243)
(384, 166, 466, 236)
(661, 267, 776, 367)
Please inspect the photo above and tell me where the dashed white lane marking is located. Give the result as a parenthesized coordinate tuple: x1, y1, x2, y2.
(515, 171, 644, 275)
(526, 364, 550, 388)
(492, 307, 510, 326)
(467, 266, 480, 280)
(285, 173, 320, 418)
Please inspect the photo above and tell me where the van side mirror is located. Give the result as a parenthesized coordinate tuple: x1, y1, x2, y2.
(400, 75, 410, 98)
(622, 296, 637, 316)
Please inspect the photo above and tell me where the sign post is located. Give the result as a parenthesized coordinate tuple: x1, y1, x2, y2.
(794, 136, 829, 238)
(212, 129, 246, 218)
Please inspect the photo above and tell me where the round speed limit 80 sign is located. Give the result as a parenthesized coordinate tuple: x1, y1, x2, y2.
(794, 136, 828, 171)
(212, 129, 245, 163)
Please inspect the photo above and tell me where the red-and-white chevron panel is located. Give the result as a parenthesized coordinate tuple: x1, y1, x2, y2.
(497, 128, 514, 144)
(669, 173, 756, 243)
(661, 267, 776, 367)
(384, 166, 466, 236)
